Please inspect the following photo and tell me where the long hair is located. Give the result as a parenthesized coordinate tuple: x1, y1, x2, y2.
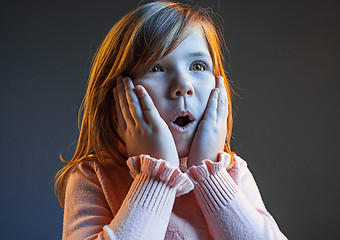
(55, 1, 235, 208)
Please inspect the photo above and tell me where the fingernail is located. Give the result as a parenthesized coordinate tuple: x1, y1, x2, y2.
(136, 85, 145, 96)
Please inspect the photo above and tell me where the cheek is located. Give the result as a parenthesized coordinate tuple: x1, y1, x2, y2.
(138, 83, 167, 114)
(197, 76, 215, 101)
(135, 80, 161, 101)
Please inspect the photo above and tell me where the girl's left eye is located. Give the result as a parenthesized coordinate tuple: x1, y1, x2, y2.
(190, 62, 207, 71)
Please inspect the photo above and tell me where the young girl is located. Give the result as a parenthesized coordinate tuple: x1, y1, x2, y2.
(55, 1, 287, 239)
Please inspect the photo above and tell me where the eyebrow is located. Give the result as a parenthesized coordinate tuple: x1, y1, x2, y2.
(186, 52, 211, 59)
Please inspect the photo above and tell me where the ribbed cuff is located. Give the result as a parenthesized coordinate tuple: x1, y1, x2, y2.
(126, 155, 194, 215)
(187, 152, 239, 214)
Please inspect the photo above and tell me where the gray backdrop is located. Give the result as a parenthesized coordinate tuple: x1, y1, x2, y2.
(1, 0, 339, 239)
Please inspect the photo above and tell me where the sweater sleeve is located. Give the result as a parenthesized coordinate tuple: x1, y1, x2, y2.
(186, 152, 287, 240)
(62, 155, 193, 240)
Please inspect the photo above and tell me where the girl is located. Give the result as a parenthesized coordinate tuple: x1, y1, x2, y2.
(55, 1, 287, 239)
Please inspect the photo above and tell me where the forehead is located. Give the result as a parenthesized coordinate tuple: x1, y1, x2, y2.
(163, 28, 211, 61)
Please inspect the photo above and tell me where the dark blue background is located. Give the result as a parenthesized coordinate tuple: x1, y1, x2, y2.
(0, 0, 339, 239)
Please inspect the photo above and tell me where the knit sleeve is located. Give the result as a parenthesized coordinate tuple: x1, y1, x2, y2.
(187, 152, 287, 240)
(62, 155, 193, 240)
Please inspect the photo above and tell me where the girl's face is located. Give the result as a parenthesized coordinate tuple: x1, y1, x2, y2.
(134, 28, 216, 158)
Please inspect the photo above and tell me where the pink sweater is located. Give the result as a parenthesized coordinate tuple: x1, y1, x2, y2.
(62, 152, 287, 239)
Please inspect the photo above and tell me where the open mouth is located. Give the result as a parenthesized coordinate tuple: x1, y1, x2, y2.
(173, 115, 192, 127)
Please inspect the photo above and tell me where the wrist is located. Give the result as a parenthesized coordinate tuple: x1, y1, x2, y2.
(167, 157, 179, 168)
(187, 153, 218, 168)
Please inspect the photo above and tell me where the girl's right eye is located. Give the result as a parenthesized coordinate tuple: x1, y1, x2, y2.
(149, 65, 162, 72)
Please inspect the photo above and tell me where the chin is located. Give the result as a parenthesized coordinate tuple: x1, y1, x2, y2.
(177, 149, 189, 158)
(174, 136, 193, 159)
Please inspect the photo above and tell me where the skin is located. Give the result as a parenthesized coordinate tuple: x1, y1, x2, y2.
(113, 28, 228, 168)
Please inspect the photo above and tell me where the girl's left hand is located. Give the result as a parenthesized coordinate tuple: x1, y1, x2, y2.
(187, 76, 228, 167)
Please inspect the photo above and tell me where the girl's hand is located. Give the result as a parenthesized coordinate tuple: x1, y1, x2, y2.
(113, 76, 179, 167)
(187, 76, 228, 167)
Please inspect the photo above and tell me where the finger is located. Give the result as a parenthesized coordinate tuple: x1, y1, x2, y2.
(216, 76, 228, 122)
(117, 76, 135, 127)
(220, 77, 229, 122)
(202, 88, 219, 122)
(135, 84, 163, 126)
(123, 77, 148, 128)
(113, 86, 126, 133)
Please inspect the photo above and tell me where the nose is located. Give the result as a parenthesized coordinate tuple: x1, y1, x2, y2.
(170, 72, 194, 98)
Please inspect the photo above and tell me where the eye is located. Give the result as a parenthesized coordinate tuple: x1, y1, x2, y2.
(190, 62, 207, 71)
(149, 65, 162, 72)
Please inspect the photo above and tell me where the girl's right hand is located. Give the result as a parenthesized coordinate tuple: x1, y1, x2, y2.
(113, 76, 179, 167)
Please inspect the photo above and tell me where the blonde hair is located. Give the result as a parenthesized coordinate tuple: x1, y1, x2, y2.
(55, 1, 235, 208)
